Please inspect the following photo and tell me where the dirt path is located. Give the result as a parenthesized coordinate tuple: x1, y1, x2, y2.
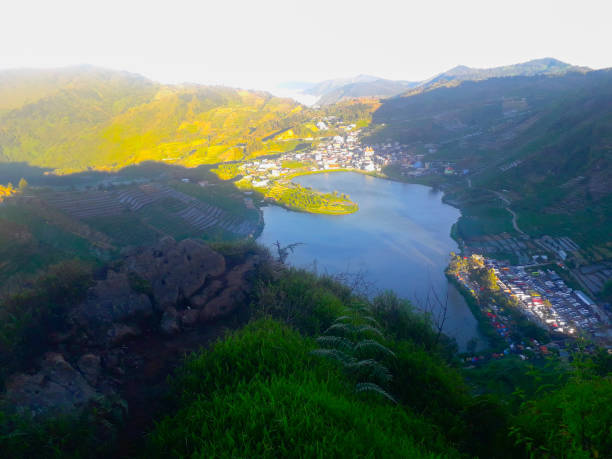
(115, 310, 250, 456)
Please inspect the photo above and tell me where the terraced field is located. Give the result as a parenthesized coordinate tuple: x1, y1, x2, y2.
(41, 183, 260, 242)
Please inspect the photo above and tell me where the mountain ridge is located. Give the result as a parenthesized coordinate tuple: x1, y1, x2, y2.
(289, 58, 591, 105)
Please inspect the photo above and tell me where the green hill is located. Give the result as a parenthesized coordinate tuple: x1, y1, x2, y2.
(0, 67, 311, 173)
(369, 69, 612, 249)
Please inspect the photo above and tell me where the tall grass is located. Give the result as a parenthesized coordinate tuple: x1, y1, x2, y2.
(148, 319, 457, 458)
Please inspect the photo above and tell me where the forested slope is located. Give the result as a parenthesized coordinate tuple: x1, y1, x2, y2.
(0, 67, 312, 173)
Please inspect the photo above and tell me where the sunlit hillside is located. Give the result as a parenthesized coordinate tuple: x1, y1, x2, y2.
(0, 67, 314, 173)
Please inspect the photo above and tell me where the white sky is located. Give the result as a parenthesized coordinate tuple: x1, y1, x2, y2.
(1, 0, 611, 90)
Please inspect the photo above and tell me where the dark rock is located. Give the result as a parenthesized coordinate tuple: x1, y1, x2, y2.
(200, 256, 256, 322)
(107, 323, 141, 346)
(4, 353, 99, 417)
(77, 354, 101, 386)
(190, 279, 224, 308)
(123, 238, 226, 309)
(48, 329, 75, 344)
(160, 307, 180, 335)
(70, 271, 153, 327)
(181, 308, 199, 326)
(66, 239, 227, 346)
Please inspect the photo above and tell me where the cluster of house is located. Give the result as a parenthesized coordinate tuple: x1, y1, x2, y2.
(465, 300, 552, 363)
(237, 130, 465, 188)
(489, 260, 603, 336)
(300, 132, 383, 172)
(238, 132, 390, 187)
(454, 267, 552, 362)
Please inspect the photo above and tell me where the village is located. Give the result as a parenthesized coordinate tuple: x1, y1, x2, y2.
(450, 250, 611, 365)
(236, 118, 456, 188)
(489, 259, 606, 337)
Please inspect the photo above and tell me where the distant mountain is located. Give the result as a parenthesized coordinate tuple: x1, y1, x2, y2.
(303, 75, 382, 96)
(0, 67, 308, 173)
(412, 58, 590, 93)
(298, 59, 587, 106)
(300, 75, 419, 105)
(316, 79, 420, 105)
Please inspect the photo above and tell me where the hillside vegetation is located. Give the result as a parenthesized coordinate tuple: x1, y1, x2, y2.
(370, 69, 612, 249)
(0, 67, 317, 173)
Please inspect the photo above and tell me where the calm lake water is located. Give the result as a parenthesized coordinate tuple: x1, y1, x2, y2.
(258, 172, 484, 349)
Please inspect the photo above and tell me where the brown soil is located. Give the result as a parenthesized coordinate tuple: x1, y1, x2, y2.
(115, 308, 250, 457)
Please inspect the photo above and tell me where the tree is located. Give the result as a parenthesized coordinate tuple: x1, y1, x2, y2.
(18, 178, 28, 190)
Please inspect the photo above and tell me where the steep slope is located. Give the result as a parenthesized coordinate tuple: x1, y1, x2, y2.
(370, 69, 612, 247)
(0, 67, 307, 173)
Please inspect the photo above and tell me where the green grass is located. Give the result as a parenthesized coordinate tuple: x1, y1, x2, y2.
(148, 319, 456, 459)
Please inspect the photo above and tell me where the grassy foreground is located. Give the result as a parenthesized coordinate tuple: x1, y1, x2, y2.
(0, 246, 611, 458)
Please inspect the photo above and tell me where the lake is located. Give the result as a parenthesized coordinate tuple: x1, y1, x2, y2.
(258, 172, 484, 349)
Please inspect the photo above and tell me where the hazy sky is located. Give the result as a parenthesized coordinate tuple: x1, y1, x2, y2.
(2, 0, 611, 89)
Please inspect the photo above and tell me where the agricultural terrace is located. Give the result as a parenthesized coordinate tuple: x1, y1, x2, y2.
(40, 182, 260, 240)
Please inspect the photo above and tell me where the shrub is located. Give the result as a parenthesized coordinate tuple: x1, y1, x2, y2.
(512, 377, 612, 458)
(252, 268, 347, 335)
(0, 260, 93, 384)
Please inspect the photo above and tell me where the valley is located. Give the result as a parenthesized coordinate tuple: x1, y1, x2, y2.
(0, 59, 611, 458)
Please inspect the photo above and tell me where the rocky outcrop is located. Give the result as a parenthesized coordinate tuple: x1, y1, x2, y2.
(199, 256, 257, 322)
(4, 353, 100, 417)
(68, 237, 230, 346)
(190, 279, 224, 308)
(124, 237, 226, 309)
(107, 323, 142, 345)
(2, 237, 261, 419)
(70, 270, 153, 329)
(77, 353, 102, 386)
(160, 307, 180, 335)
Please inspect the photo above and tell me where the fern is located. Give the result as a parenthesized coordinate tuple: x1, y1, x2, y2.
(361, 316, 382, 328)
(354, 339, 396, 358)
(325, 323, 353, 335)
(356, 325, 384, 338)
(355, 382, 397, 404)
(348, 359, 392, 384)
(316, 335, 354, 352)
(333, 315, 353, 324)
(310, 348, 355, 365)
